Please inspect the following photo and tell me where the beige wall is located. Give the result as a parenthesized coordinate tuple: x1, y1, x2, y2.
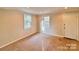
(63, 12, 78, 39)
(50, 13, 64, 36)
(37, 12, 78, 39)
(51, 12, 78, 39)
(37, 14, 64, 36)
(0, 9, 38, 47)
(35, 15, 40, 32)
(77, 14, 79, 40)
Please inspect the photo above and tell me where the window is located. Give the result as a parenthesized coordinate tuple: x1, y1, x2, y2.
(24, 14, 32, 31)
(41, 16, 50, 32)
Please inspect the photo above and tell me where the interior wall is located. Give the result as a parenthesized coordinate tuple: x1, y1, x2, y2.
(51, 12, 78, 39)
(37, 14, 64, 36)
(34, 12, 79, 39)
(50, 13, 64, 36)
(35, 15, 40, 32)
(0, 9, 38, 47)
(63, 12, 78, 39)
(77, 14, 79, 40)
(37, 15, 43, 33)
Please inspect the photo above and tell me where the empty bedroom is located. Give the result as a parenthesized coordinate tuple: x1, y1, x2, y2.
(0, 7, 79, 51)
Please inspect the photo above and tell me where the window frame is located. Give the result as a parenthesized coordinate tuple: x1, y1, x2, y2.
(41, 15, 50, 32)
(23, 14, 32, 31)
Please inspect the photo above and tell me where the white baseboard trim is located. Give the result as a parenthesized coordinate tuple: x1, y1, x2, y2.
(42, 33, 64, 37)
(0, 35, 27, 49)
(53, 35, 64, 37)
(0, 33, 37, 49)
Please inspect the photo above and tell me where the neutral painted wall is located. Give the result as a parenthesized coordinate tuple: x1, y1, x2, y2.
(37, 14, 64, 36)
(37, 12, 78, 40)
(50, 13, 64, 36)
(77, 14, 79, 40)
(51, 12, 78, 39)
(63, 12, 78, 39)
(0, 9, 38, 47)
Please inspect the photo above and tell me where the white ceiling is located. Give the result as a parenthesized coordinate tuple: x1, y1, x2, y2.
(2, 7, 64, 15)
(1, 7, 79, 15)
(17, 7, 64, 15)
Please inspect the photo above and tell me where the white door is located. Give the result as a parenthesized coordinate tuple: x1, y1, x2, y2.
(64, 13, 77, 39)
